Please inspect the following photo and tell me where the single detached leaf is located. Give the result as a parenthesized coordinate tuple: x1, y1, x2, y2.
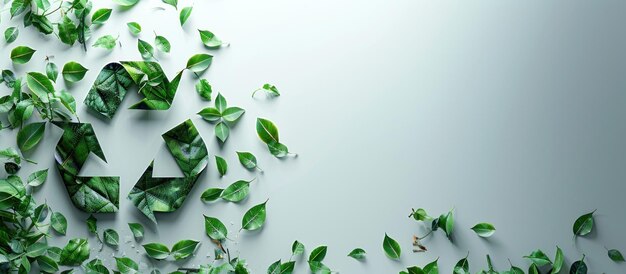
(204, 216, 228, 240)
(552, 246, 564, 274)
(309, 246, 327, 262)
(252, 83, 280, 97)
(27, 168, 48, 187)
(524, 249, 552, 266)
(179, 6, 192, 26)
(186, 53, 213, 73)
(91, 8, 112, 24)
(424, 259, 439, 274)
(382, 233, 401, 259)
(570, 255, 587, 274)
(5, 27, 19, 43)
(62, 61, 88, 82)
(127, 22, 141, 35)
(215, 122, 230, 142)
(454, 256, 469, 274)
(471, 223, 495, 238)
(221, 179, 254, 202)
(171, 240, 199, 260)
(348, 248, 366, 260)
(292, 240, 305, 256)
(573, 210, 595, 237)
(195, 79, 212, 100)
(201, 188, 223, 202)
(86, 215, 97, 234)
(162, 0, 177, 9)
(128, 223, 144, 240)
(237, 151, 261, 171)
(17, 122, 46, 152)
(155, 35, 171, 53)
(93, 35, 117, 50)
(113, 0, 139, 7)
(256, 118, 279, 144)
(115, 257, 139, 273)
(51, 212, 67, 235)
(198, 29, 222, 48)
(138, 39, 155, 60)
(143, 243, 170, 260)
(241, 200, 268, 231)
(59, 238, 90, 266)
(46, 62, 59, 82)
(215, 156, 227, 176)
(103, 229, 120, 248)
(609, 248, 625, 262)
(10, 46, 36, 64)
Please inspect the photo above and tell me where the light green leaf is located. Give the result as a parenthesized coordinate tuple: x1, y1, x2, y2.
(222, 107, 245, 123)
(46, 62, 58, 82)
(201, 188, 223, 202)
(197, 107, 221, 122)
(143, 243, 170, 260)
(179, 6, 192, 26)
(524, 249, 552, 266)
(162, 0, 177, 9)
(198, 29, 222, 48)
(236, 151, 261, 171)
(128, 223, 144, 240)
(155, 35, 171, 53)
(27, 168, 48, 187)
(115, 257, 139, 273)
(86, 215, 97, 234)
(292, 240, 305, 256)
(348, 248, 366, 260)
(93, 35, 117, 50)
(103, 229, 120, 248)
(138, 39, 155, 60)
(573, 210, 595, 237)
(241, 200, 268, 231)
(204, 216, 228, 240)
(58, 16, 78, 46)
(59, 238, 90, 266)
(215, 93, 227, 112)
(186, 53, 213, 73)
(195, 79, 212, 100)
(382, 233, 401, 259)
(10, 46, 35, 64)
(51, 212, 68, 235)
(17, 122, 46, 152)
(471, 223, 495, 238)
(62, 61, 88, 82)
(215, 122, 230, 142)
(127, 22, 141, 35)
(252, 83, 280, 97)
(215, 156, 227, 176)
(4, 27, 18, 43)
(91, 8, 112, 24)
(551, 246, 563, 274)
(171, 239, 199, 260)
(221, 179, 254, 202)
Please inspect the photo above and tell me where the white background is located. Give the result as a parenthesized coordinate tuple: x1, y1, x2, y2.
(2, 0, 626, 272)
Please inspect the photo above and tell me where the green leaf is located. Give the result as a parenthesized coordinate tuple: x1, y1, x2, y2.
(27, 168, 48, 187)
(609, 248, 625, 262)
(280, 261, 295, 274)
(171, 239, 199, 260)
(85, 258, 109, 273)
(186, 53, 213, 73)
(198, 107, 221, 122)
(241, 200, 268, 231)
(215, 156, 227, 176)
(573, 210, 595, 236)
(256, 118, 279, 144)
(423, 259, 439, 274)
(59, 238, 90, 266)
(115, 257, 139, 273)
(216, 93, 227, 112)
(215, 122, 230, 142)
(17, 122, 46, 152)
(91, 8, 112, 24)
(83, 62, 133, 118)
(128, 223, 144, 240)
(103, 228, 120, 248)
(127, 22, 142, 35)
(382, 233, 401, 259)
(86, 215, 97, 234)
(26, 72, 54, 102)
(4, 27, 18, 43)
(51, 212, 68, 235)
(471, 223, 495, 238)
(143, 243, 170, 260)
(53, 122, 120, 213)
(309, 246, 327, 262)
(46, 62, 59, 82)
(222, 107, 245, 123)
(292, 240, 305, 256)
(179, 6, 192, 26)
(62, 61, 88, 82)
(268, 260, 281, 274)
(570, 255, 587, 274)
(438, 209, 454, 238)
(453, 256, 469, 274)
(551, 246, 564, 274)
(201, 188, 223, 202)
(221, 179, 254, 202)
(198, 29, 223, 48)
(10, 46, 36, 64)
(113, 0, 139, 7)
(237, 151, 261, 171)
(252, 83, 280, 97)
(128, 119, 208, 223)
(347, 248, 366, 260)
(162, 0, 177, 9)
(37, 256, 59, 273)
(58, 16, 78, 46)
(26, 242, 48, 257)
(121, 61, 184, 110)
(155, 35, 171, 53)
(269, 142, 291, 158)
(524, 249, 552, 266)
(204, 216, 228, 240)
(138, 39, 155, 60)
(195, 79, 212, 100)
(93, 35, 117, 50)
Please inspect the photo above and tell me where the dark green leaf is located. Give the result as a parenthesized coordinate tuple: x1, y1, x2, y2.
(237, 151, 261, 171)
(17, 122, 46, 152)
(292, 240, 305, 256)
(215, 156, 227, 176)
(171, 239, 199, 260)
(573, 210, 595, 237)
(143, 243, 170, 260)
(103, 228, 120, 248)
(4, 27, 18, 43)
(423, 259, 438, 274)
(86, 215, 97, 234)
(347, 248, 366, 260)
(570, 256, 587, 274)
(51, 212, 67, 235)
(204, 216, 228, 240)
(179, 6, 192, 26)
(115, 257, 139, 273)
(10, 46, 35, 64)
(382, 233, 401, 259)
(454, 256, 470, 274)
(59, 238, 90, 266)
(58, 16, 78, 45)
(62, 61, 88, 82)
(524, 249, 552, 266)
(186, 53, 213, 73)
(609, 248, 625, 262)
(241, 200, 268, 231)
(27, 168, 48, 187)
(256, 118, 279, 144)
(83, 62, 133, 118)
(198, 107, 221, 122)
(438, 209, 454, 237)
(46, 62, 58, 82)
(37, 256, 59, 273)
(309, 246, 327, 262)
(201, 188, 223, 202)
(91, 8, 112, 24)
(471, 223, 495, 238)
(26, 72, 54, 102)
(221, 179, 254, 202)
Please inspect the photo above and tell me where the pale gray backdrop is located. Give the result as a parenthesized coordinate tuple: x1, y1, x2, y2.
(1, 0, 626, 272)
